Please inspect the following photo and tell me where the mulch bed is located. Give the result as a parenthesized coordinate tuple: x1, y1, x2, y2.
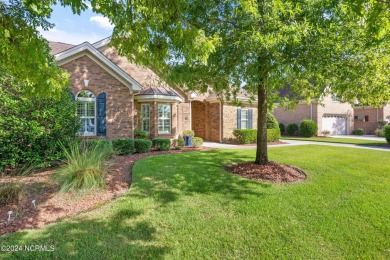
(226, 161, 306, 183)
(223, 140, 288, 146)
(0, 147, 213, 236)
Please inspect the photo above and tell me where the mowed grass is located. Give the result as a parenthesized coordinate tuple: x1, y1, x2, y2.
(1, 146, 389, 259)
(282, 136, 387, 146)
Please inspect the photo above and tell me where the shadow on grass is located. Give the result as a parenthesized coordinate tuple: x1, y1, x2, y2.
(129, 150, 271, 206)
(1, 208, 169, 259)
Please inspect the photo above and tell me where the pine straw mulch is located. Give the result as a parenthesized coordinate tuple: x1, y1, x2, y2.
(0, 147, 213, 236)
(226, 161, 306, 183)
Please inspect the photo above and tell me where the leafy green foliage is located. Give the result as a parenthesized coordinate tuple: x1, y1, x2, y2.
(55, 141, 113, 191)
(375, 128, 385, 137)
(152, 138, 171, 151)
(172, 138, 185, 149)
(183, 130, 195, 137)
(112, 138, 135, 155)
(266, 113, 279, 129)
(134, 129, 149, 139)
(135, 139, 152, 153)
(384, 126, 390, 144)
(279, 123, 285, 134)
(300, 120, 318, 137)
(0, 85, 79, 175)
(352, 128, 365, 135)
(191, 137, 204, 148)
(287, 124, 299, 136)
(233, 129, 280, 144)
(0, 183, 24, 206)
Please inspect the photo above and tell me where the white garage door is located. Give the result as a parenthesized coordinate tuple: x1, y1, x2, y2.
(322, 115, 347, 135)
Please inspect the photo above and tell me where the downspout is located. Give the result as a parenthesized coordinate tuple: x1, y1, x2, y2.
(220, 101, 223, 143)
(310, 102, 313, 120)
(177, 104, 179, 138)
(189, 100, 192, 130)
(377, 108, 379, 122)
(130, 91, 135, 139)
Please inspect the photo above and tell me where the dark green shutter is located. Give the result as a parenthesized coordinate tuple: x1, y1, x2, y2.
(97, 93, 107, 136)
(237, 108, 241, 129)
(248, 109, 253, 129)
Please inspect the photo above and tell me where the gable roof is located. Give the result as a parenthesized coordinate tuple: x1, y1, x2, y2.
(53, 41, 142, 91)
(48, 41, 74, 55)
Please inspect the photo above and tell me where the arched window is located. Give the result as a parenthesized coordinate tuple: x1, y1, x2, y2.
(76, 90, 96, 136)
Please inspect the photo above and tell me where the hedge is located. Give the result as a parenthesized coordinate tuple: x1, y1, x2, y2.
(384, 126, 390, 144)
(352, 128, 365, 135)
(112, 138, 135, 155)
(233, 129, 280, 144)
(267, 113, 279, 129)
(152, 138, 171, 151)
(135, 139, 152, 153)
(279, 123, 285, 134)
(300, 120, 318, 137)
(172, 138, 185, 149)
(192, 137, 204, 147)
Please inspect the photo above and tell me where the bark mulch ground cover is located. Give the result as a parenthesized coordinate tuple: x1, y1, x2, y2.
(0, 147, 213, 236)
(226, 161, 306, 183)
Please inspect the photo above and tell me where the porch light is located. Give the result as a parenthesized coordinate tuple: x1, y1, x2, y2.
(190, 91, 197, 99)
(84, 79, 89, 87)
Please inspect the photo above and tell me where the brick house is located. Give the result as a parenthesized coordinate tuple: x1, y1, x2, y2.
(49, 38, 258, 142)
(353, 105, 390, 134)
(273, 94, 355, 135)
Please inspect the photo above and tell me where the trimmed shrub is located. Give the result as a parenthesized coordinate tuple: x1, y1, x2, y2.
(0, 87, 79, 175)
(384, 126, 390, 144)
(172, 138, 185, 150)
(300, 120, 318, 137)
(192, 137, 204, 147)
(375, 128, 385, 137)
(183, 130, 195, 136)
(233, 129, 280, 144)
(135, 139, 152, 153)
(322, 130, 331, 137)
(352, 128, 365, 135)
(267, 129, 281, 142)
(279, 123, 285, 135)
(55, 141, 113, 191)
(286, 124, 299, 136)
(134, 129, 149, 139)
(0, 183, 24, 206)
(152, 138, 171, 151)
(233, 129, 257, 144)
(267, 113, 279, 129)
(112, 138, 135, 155)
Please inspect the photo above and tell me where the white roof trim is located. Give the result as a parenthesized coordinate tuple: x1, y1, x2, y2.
(55, 42, 142, 91)
(135, 94, 183, 103)
(92, 37, 111, 50)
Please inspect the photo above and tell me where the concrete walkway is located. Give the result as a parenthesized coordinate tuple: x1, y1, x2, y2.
(203, 138, 390, 152)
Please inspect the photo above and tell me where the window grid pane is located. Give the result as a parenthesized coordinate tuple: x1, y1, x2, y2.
(241, 109, 249, 129)
(158, 104, 171, 133)
(76, 91, 96, 136)
(141, 104, 150, 132)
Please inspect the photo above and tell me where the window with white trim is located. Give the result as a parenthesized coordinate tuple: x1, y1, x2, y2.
(158, 104, 171, 134)
(76, 90, 96, 136)
(241, 109, 249, 129)
(141, 104, 150, 132)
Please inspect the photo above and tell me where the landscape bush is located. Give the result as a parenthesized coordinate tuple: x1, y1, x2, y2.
(266, 113, 279, 129)
(300, 120, 318, 137)
(112, 138, 135, 155)
(375, 128, 385, 137)
(233, 129, 280, 144)
(134, 129, 149, 139)
(322, 130, 331, 137)
(152, 138, 171, 151)
(172, 139, 185, 150)
(0, 183, 24, 206)
(0, 85, 79, 175)
(384, 126, 390, 144)
(192, 137, 204, 147)
(352, 128, 365, 135)
(286, 124, 299, 136)
(55, 141, 113, 191)
(135, 139, 152, 153)
(279, 123, 285, 134)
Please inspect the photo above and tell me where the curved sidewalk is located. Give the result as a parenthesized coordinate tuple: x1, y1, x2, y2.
(203, 140, 390, 152)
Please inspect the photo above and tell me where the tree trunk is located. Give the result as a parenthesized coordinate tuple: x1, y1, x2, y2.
(255, 82, 268, 165)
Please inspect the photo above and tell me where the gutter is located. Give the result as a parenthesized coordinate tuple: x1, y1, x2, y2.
(220, 101, 223, 143)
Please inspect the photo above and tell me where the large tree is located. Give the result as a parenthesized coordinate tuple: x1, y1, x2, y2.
(12, 0, 390, 164)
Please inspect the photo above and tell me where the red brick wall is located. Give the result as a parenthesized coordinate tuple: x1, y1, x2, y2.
(61, 55, 134, 139)
(354, 107, 381, 134)
(222, 104, 258, 140)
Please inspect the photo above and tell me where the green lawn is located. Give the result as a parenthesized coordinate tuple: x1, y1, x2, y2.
(282, 136, 387, 146)
(1, 146, 389, 259)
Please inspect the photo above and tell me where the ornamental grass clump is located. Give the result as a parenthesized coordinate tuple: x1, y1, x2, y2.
(0, 183, 24, 206)
(55, 140, 114, 191)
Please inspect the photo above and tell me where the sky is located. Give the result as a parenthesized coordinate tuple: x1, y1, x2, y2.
(38, 3, 113, 45)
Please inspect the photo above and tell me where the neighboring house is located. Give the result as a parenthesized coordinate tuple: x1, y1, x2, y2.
(273, 94, 355, 135)
(49, 38, 258, 142)
(353, 105, 390, 134)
